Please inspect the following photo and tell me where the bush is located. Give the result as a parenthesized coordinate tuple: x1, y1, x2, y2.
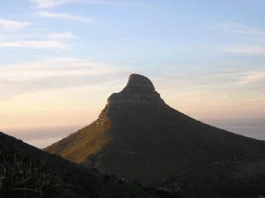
(0, 150, 74, 198)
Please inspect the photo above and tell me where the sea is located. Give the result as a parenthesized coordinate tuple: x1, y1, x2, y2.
(2, 124, 265, 149)
(215, 125, 265, 141)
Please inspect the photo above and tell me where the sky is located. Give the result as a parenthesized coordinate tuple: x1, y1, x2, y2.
(0, 0, 264, 148)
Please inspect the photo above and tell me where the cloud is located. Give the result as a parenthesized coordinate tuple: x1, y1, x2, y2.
(154, 67, 265, 92)
(0, 19, 31, 31)
(0, 40, 69, 49)
(31, 0, 144, 8)
(0, 58, 130, 99)
(31, 0, 102, 8)
(237, 71, 265, 86)
(184, 67, 241, 87)
(31, 0, 67, 8)
(0, 31, 75, 49)
(3, 31, 75, 40)
(50, 32, 76, 40)
(225, 46, 265, 54)
(213, 23, 265, 55)
(37, 11, 93, 22)
(0, 59, 109, 81)
(151, 67, 244, 96)
(217, 23, 265, 36)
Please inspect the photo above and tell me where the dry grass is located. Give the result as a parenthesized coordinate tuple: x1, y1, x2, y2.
(0, 150, 76, 198)
(44, 117, 112, 164)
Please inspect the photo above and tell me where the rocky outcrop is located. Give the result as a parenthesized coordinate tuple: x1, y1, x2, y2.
(107, 74, 165, 107)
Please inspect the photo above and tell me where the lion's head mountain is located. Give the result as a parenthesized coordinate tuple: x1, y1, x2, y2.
(43, 74, 265, 196)
(1, 73, 265, 197)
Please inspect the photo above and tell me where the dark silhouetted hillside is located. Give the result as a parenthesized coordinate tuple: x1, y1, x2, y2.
(0, 131, 175, 198)
(44, 74, 265, 197)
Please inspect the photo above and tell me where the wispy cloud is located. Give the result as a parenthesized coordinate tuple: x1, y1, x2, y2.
(0, 31, 75, 49)
(225, 46, 265, 54)
(4, 31, 75, 40)
(31, 0, 144, 8)
(31, 0, 67, 8)
(213, 23, 265, 55)
(0, 19, 31, 31)
(50, 32, 76, 40)
(34, 0, 108, 8)
(0, 58, 130, 99)
(152, 66, 242, 93)
(155, 67, 265, 91)
(217, 23, 265, 36)
(37, 11, 93, 22)
(0, 59, 109, 81)
(237, 71, 265, 86)
(0, 40, 69, 49)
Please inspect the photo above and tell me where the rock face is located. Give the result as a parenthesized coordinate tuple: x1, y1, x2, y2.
(123, 73, 155, 92)
(44, 73, 265, 197)
(107, 74, 164, 107)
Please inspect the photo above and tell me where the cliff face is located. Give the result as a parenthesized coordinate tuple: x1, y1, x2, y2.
(44, 74, 265, 192)
(107, 74, 164, 107)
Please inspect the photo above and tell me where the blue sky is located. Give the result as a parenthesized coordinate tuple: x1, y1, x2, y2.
(0, 0, 264, 148)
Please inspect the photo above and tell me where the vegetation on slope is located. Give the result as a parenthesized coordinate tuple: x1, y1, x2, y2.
(0, 150, 75, 198)
(0, 132, 175, 198)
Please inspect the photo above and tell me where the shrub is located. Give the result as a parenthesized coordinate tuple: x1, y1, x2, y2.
(0, 150, 74, 198)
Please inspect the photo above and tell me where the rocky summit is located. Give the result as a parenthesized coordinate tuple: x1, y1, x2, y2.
(44, 73, 265, 198)
(107, 74, 165, 107)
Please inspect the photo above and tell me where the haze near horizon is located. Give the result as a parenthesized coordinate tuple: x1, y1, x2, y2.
(0, 0, 264, 148)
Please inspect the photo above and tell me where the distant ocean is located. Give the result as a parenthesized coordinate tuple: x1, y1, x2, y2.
(217, 125, 265, 141)
(2, 124, 265, 149)
(2, 125, 83, 149)
(201, 118, 265, 141)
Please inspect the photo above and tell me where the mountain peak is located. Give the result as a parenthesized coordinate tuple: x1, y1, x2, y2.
(122, 73, 155, 93)
(107, 73, 164, 107)
(44, 73, 265, 196)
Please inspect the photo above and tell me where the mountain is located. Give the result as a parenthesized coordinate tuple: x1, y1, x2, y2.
(44, 73, 265, 197)
(0, 131, 174, 198)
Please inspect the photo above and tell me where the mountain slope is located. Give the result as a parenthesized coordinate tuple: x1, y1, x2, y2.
(44, 73, 265, 197)
(0, 131, 174, 198)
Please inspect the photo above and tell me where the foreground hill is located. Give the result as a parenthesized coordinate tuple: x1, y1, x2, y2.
(0, 131, 174, 198)
(44, 74, 265, 197)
